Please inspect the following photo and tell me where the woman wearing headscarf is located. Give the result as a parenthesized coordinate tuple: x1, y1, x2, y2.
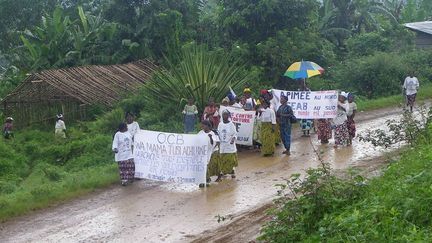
(3, 117, 14, 139)
(203, 97, 220, 128)
(346, 93, 357, 146)
(198, 120, 221, 187)
(112, 122, 135, 186)
(260, 100, 277, 156)
(55, 114, 66, 139)
(217, 110, 238, 178)
(332, 92, 350, 148)
(276, 95, 294, 155)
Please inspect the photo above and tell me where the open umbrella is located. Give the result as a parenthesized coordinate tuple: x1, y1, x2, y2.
(284, 60, 324, 79)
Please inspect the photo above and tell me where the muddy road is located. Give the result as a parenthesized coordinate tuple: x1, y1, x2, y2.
(0, 105, 417, 242)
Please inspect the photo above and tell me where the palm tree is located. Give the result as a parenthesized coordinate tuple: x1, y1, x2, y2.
(320, 0, 397, 47)
(143, 45, 250, 111)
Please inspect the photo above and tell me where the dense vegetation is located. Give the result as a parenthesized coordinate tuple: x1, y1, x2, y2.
(260, 108, 432, 242)
(1, 0, 432, 99)
(1, 0, 432, 224)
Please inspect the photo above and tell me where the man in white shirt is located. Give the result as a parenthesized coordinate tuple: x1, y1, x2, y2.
(403, 73, 420, 112)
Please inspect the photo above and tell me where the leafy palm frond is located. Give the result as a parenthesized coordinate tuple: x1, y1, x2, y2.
(143, 45, 250, 110)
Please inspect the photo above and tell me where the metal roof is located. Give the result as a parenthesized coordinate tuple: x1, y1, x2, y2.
(404, 21, 432, 35)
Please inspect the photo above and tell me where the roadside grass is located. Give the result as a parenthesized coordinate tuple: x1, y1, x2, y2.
(306, 144, 432, 242)
(1, 87, 432, 223)
(0, 128, 120, 222)
(260, 123, 432, 241)
(357, 83, 432, 111)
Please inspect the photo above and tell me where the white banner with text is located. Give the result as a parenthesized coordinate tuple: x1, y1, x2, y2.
(271, 90, 338, 119)
(134, 130, 209, 184)
(220, 106, 255, 146)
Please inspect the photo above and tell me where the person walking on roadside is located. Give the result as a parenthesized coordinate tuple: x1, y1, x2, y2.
(3, 117, 14, 139)
(276, 95, 294, 155)
(217, 110, 238, 179)
(346, 93, 357, 146)
(203, 97, 220, 128)
(126, 112, 140, 141)
(112, 122, 135, 186)
(198, 120, 221, 188)
(55, 114, 66, 139)
(332, 92, 349, 148)
(260, 101, 277, 156)
(403, 72, 420, 112)
(182, 98, 198, 134)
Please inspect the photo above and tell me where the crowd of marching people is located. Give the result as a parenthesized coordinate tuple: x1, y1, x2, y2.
(4, 75, 419, 188)
(110, 84, 361, 187)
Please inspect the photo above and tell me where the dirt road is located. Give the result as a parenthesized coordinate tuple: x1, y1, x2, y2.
(0, 105, 412, 242)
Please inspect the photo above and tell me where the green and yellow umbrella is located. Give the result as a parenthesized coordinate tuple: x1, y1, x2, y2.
(284, 61, 324, 79)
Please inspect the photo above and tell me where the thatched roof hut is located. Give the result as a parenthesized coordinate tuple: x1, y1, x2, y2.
(1, 59, 157, 127)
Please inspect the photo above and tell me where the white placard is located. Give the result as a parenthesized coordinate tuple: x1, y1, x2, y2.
(220, 106, 255, 146)
(134, 130, 209, 184)
(271, 90, 338, 119)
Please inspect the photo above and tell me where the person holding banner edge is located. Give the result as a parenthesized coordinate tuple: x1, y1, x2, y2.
(218, 110, 238, 178)
(198, 120, 221, 188)
(112, 122, 135, 186)
(260, 101, 277, 156)
(276, 95, 295, 155)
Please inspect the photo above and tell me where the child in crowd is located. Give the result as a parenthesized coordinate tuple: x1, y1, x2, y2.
(3, 117, 14, 139)
(316, 119, 332, 144)
(55, 114, 66, 139)
(182, 98, 198, 134)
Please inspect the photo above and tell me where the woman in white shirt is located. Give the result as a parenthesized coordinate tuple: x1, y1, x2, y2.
(55, 114, 66, 139)
(332, 92, 350, 148)
(403, 73, 420, 112)
(198, 120, 221, 187)
(125, 112, 140, 141)
(217, 110, 238, 179)
(112, 122, 135, 186)
(260, 101, 277, 156)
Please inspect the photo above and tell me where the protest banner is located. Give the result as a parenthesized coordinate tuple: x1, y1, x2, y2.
(133, 130, 209, 184)
(271, 89, 338, 119)
(220, 106, 255, 146)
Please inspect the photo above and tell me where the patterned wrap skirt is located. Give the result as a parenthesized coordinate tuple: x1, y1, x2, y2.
(317, 119, 332, 141)
(118, 158, 135, 181)
(334, 121, 349, 146)
(219, 153, 238, 175)
(207, 152, 221, 179)
(407, 94, 417, 106)
(261, 122, 275, 156)
(253, 119, 262, 144)
(347, 117, 356, 138)
(274, 123, 281, 145)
